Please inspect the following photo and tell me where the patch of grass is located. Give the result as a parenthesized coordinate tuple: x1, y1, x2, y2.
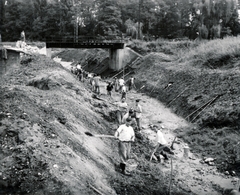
(180, 36, 240, 68)
(127, 39, 199, 57)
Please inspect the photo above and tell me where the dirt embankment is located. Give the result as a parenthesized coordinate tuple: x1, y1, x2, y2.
(55, 45, 240, 175)
(0, 55, 193, 195)
(132, 52, 240, 173)
(1, 43, 240, 195)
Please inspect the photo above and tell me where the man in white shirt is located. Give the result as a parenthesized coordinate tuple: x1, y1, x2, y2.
(150, 125, 174, 162)
(121, 84, 127, 100)
(93, 74, 101, 94)
(115, 118, 135, 175)
(118, 77, 125, 92)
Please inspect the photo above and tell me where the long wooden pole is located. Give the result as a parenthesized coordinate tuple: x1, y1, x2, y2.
(88, 183, 105, 195)
(167, 88, 188, 106)
(184, 97, 216, 120)
(190, 95, 219, 123)
(168, 157, 173, 195)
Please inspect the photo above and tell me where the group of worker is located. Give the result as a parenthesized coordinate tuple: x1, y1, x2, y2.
(104, 76, 173, 176)
(71, 63, 173, 176)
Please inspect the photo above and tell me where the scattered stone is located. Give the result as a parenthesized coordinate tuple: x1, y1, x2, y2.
(200, 160, 205, 164)
(208, 162, 215, 166)
(231, 171, 236, 176)
(204, 158, 215, 163)
(225, 171, 230, 175)
(189, 156, 196, 160)
(51, 134, 56, 138)
(53, 164, 58, 169)
(229, 189, 240, 195)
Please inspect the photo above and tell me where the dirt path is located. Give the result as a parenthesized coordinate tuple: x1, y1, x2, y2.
(124, 91, 237, 195)
(56, 58, 239, 195)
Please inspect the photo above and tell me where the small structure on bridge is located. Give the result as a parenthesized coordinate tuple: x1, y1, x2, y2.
(46, 36, 125, 71)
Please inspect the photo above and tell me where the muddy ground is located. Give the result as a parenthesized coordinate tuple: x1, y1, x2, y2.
(0, 45, 239, 195)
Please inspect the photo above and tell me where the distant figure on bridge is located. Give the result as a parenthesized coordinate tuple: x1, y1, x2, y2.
(21, 30, 25, 42)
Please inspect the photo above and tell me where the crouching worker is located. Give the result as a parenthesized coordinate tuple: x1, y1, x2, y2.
(113, 98, 128, 125)
(114, 118, 135, 175)
(122, 108, 135, 124)
(150, 125, 174, 162)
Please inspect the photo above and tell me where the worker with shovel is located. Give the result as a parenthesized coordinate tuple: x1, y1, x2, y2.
(150, 125, 174, 162)
(114, 118, 135, 175)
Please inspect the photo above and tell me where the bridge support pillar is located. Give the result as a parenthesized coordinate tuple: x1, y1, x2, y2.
(46, 48, 52, 58)
(109, 45, 125, 71)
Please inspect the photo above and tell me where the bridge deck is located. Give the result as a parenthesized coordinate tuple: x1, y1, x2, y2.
(46, 36, 124, 49)
(46, 42, 124, 49)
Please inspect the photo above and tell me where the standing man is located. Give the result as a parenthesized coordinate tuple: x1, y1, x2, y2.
(77, 66, 83, 82)
(121, 84, 127, 100)
(114, 118, 135, 175)
(21, 30, 25, 42)
(128, 77, 135, 91)
(113, 98, 128, 125)
(113, 77, 119, 92)
(76, 63, 81, 70)
(118, 77, 125, 93)
(93, 74, 101, 94)
(134, 99, 142, 130)
(106, 82, 114, 97)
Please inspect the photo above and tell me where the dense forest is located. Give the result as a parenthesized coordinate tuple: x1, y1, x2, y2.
(1, 0, 240, 41)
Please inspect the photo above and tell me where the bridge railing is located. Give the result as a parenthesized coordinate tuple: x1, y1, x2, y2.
(45, 35, 124, 43)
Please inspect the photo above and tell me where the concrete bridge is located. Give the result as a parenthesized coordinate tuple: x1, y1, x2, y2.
(46, 36, 125, 71)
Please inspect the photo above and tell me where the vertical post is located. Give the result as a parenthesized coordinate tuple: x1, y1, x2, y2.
(138, 0, 140, 39)
(109, 46, 124, 71)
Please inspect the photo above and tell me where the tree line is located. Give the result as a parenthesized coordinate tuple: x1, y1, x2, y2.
(1, 0, 240, 42)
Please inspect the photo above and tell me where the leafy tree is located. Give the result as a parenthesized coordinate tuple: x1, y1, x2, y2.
(3, 0, 35, 41)
(1, 0, 240, 41)
(191, 0, 239, 39)
(94, 0, 122, 36)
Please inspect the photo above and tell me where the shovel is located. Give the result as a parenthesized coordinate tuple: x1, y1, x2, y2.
(136, 85, 145, 92)
(85, 132, 116, 139)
